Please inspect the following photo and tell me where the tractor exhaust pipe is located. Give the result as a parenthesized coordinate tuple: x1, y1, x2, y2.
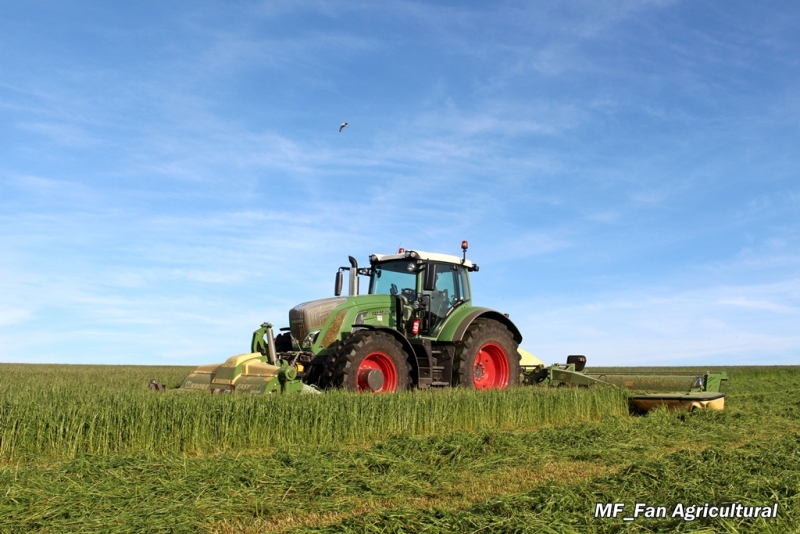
(348, 256, 359, 296)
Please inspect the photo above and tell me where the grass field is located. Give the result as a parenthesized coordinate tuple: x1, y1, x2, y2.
(1, 364, 798, 533)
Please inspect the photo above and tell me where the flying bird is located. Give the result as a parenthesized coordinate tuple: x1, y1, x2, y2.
(339, 122, 348, 132)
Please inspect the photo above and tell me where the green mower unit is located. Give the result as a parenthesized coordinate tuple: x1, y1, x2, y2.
(179, 323, 318, 395)
(521, 355, 728, 412)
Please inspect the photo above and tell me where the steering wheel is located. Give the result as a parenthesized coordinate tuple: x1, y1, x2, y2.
(390, 283, 398, 296)
(401, 288, 416, 300)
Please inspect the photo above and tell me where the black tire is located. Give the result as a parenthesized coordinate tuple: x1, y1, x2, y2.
(321, 330, 411, 393)
(453, 319, 520, 389)
(303, 343, 339, 388)
(274, 332, 293, 352)
(303, 363, 324, 387)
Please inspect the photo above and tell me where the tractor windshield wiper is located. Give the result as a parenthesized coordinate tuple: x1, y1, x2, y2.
(445, 299, 467, 317)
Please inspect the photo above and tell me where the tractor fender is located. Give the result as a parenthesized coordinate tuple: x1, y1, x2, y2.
(448, 308, 523, 344)
(349, 324, 419, 371)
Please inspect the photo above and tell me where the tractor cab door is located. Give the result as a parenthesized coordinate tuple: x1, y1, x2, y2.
(420, 262, 470, 333)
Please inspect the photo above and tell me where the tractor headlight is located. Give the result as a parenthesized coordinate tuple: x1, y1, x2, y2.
(303, 329, 320, 348)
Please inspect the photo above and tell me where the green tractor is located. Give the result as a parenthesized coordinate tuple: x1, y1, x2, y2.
(173, 244, 729, 412)
(181, 242, 524, 393)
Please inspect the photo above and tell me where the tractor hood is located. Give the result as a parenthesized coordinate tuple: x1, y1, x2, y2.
(290, 294, 402, 350)
(289, 297, 347, 346)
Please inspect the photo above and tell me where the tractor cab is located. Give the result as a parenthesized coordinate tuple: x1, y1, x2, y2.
(367, 244, 478, 335)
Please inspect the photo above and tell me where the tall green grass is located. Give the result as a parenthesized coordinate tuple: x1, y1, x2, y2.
(0, 364, 628, 460)
(3, 364, 799, 533)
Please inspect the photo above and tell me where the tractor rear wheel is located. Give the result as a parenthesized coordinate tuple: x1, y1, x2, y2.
(322, 330, 411, 393)
(454, 319, 520, 389)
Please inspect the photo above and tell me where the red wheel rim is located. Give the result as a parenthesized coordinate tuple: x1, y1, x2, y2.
(356, 352, 398, 393)
(472, 342, 510, 389)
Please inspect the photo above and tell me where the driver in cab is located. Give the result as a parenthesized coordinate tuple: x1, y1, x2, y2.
(427, 272, 452, 319)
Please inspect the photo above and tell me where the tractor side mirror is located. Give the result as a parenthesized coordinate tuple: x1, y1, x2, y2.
(335, 270, 343, 296)
(423, 264, 437, 292)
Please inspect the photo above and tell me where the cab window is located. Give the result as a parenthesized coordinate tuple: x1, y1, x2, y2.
(425, 263, 469, 318)
(370, 260, 418, 299)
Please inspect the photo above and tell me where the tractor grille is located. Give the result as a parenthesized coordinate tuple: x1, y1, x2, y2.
(289, 297, 346, 345)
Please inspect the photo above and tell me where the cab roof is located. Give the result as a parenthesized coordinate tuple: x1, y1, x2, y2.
(370, 249, 477, 271)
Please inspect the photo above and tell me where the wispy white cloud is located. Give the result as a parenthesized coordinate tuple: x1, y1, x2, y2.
(0, 306, 31, 327)
(3, 174, 101, 205)
(16, 121, 101, 148)
(509, 278, 800, 366)
(719, 297, 796, 314)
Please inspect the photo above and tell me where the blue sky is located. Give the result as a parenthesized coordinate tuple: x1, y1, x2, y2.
(1, 1, 798, 366)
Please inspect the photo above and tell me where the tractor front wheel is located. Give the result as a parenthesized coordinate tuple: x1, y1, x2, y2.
(454, 319, 520, 389)
(323, 330, 411, 393)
